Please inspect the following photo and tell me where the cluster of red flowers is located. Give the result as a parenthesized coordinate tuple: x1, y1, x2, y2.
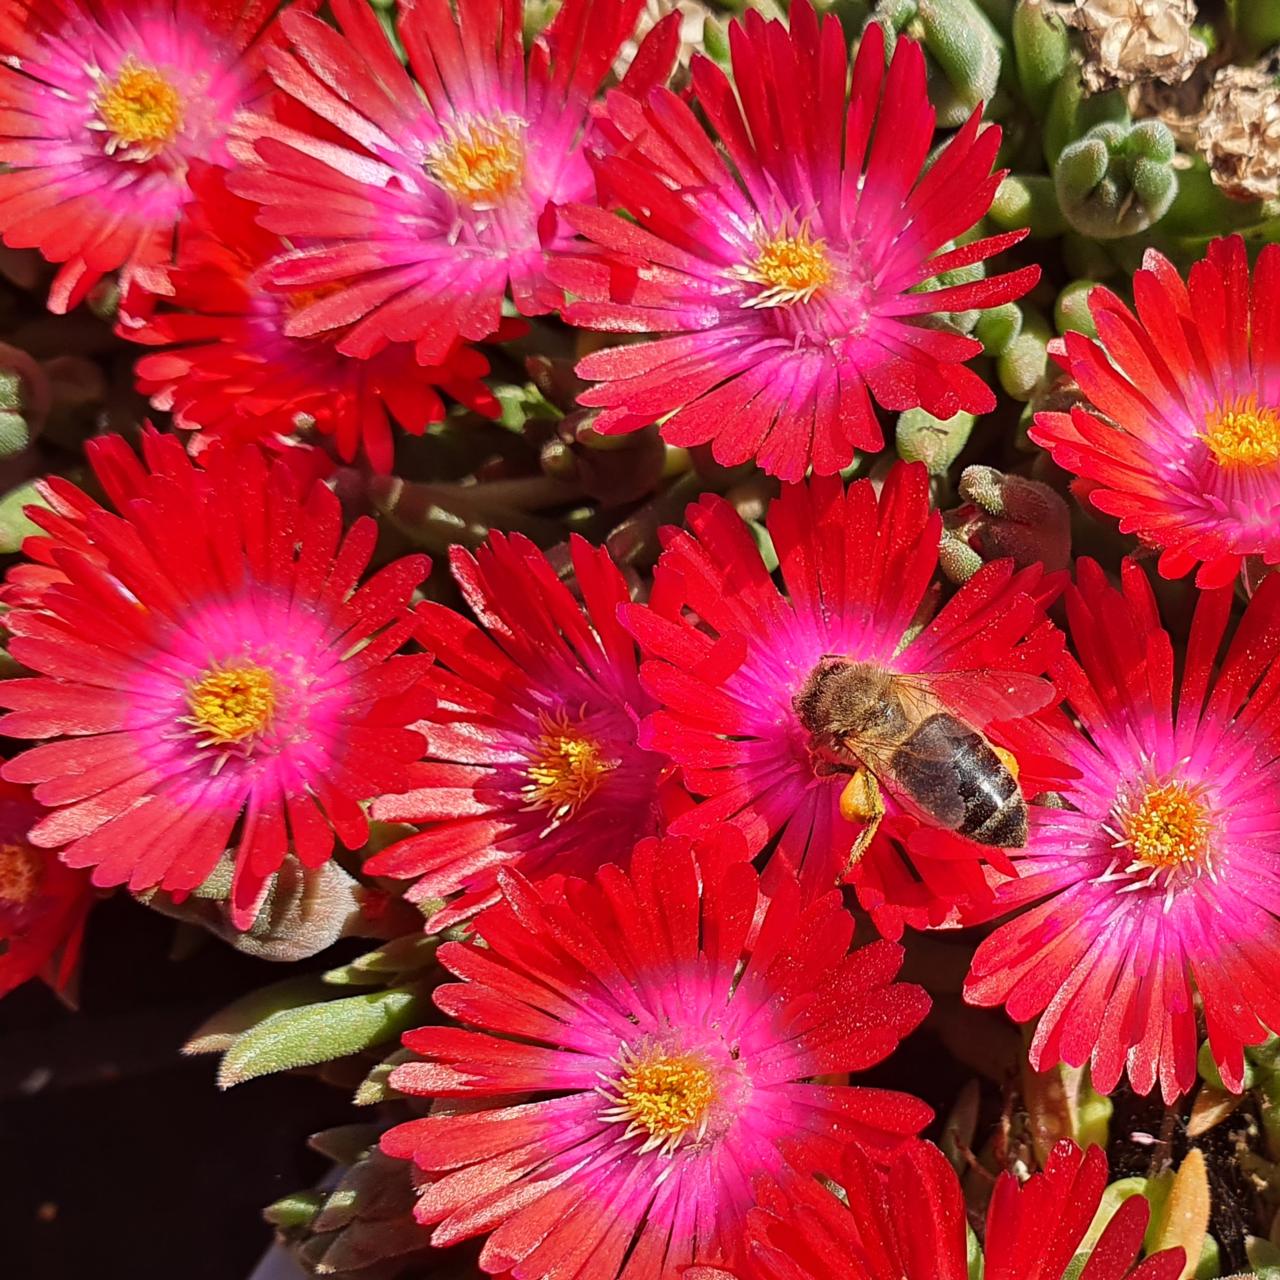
(3, 0, 1280, 1277)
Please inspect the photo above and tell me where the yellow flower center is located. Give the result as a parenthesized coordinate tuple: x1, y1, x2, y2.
(1200, 396, 1280, 470)
(601, 1044, 719, 1154)
(185, 663, 278, 747)
(95, 57, 184, 153)
(739, 223, 833, 308)
(425, 115, 526, 207)
(1118, 780, 1212, 870)
(0, 842, 42, 906)
(522, 709, 616, 820)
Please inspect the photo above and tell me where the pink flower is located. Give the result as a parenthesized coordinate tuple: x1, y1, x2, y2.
(230, 0, 678, 364)
(382, 831, 931, 1279)
(0, 0, 292, 312)
(966, 559, 1280, 1101)
(1031, 236, 1280, 588)
(555, 6, 1038, 480)
(366, 532, 668, 930)
(622, 463, 1064, 937)
(0, 436, 434, 927)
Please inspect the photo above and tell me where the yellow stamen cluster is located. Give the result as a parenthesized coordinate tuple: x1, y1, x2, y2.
(425, 115, 526, 207)
(600, 1043, 719, 1154)
(185, 664, 279, 747)
(95, 57, 184, 155)
(1201, 396, 1280, 470)
(0, 842, 42, 906)
(1119, 780, 1212, 870)
(740, 223, 833, 308)
(522, 709, 615, 820)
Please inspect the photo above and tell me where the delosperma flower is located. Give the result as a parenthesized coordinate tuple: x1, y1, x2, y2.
(122, 165, 504, 472)
(555, 5, 1038, 480)
(366, 532, 667, 930)
(740, 1139, 1183, 1280)
(382, 831, 931, 1279)
(0, 437, 435, 927)
(0, 0, 290, 312)
(1032, 235, 1280, 588)
(966, 559, 1280, 1101)
(622, 463, 1064, 937)
(231, 0, 678, 364)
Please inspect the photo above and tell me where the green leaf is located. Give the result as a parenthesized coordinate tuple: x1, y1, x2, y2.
(183, 975, 333, 1056)
(217, 986, 424, 1089)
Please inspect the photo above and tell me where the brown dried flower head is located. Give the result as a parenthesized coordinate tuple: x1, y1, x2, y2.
(1070, 0, 1206, 93)
(1197, 65, 1280, 202)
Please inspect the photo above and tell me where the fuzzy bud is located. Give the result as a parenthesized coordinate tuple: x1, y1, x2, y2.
(943, 466, 1072, 576)
(975, 301, 1024, 356)
(1196, 65, 1280, 203)
(1069, 0, 1205, 94)
(996, 307, 1052, 401)
(913, 0, 1005, 128)
(1054, 280, 1100, 337)
(1055, 119, 1177, 238)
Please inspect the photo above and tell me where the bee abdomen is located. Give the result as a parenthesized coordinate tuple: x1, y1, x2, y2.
(896, 713, 1027, 849)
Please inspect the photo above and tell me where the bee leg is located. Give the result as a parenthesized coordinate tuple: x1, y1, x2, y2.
(839, 768, 884, 872)
(992, 746, 1020, 781)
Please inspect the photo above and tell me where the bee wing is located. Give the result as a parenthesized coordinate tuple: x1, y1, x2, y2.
(905, 670, 1056, 728)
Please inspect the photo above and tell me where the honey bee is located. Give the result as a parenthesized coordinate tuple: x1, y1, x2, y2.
(793, 658, 1053, 867)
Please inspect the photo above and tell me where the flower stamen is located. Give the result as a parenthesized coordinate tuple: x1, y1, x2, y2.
(184, 663, 278, 747)
(1104, 778, 1216, 910)
(736, 221, 833, 308)
(94, 57, 184, 157)
(0, 843, 42, 906)
(599, 1042, 719, 1155)
(1200, 395, 1280, 470)
(425, 115, 526, 207)
(522, 708, 616, 821)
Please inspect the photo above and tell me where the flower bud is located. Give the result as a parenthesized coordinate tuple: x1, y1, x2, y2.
(1055, 119, 1177, 238)
(896, 407, 977, 475)
(974, 301, 1023, 356)
(996, 307, 1052, 400)
(1012, 0, 1071, 118)
(944, 465, 1072, 575)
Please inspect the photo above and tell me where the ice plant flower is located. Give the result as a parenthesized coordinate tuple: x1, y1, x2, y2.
(381, 832, 932, 1278)
(1031, 236, 1280, 588)
(741, 1139, 1183, 1280)
(966, 558, 1280, 1101)
(0, 777, 94, 1001)
(231, 0, 679, 364)
(622, 463, 1064, 937)
(0, 437, 435, 927)
(365, 532, 668, 930)
(555, 7, 1039, 480)
(122, 166, 505, 472)
(0, 0, 292, 312)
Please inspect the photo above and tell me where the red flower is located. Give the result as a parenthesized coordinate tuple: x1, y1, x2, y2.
(122, 165, 504, 473)
(0, 0, 294, 312)
(742, 1140, 1183, 1280)
(0, 778, 93, 1000)
(0, 436, 434, 927)
(556, 7, 1036, 480)
(231, 0, 678, 364)
(1032, 236, 1280, 588)
(965, 560, 1280, 1101)
(382, 831, 931, 1280)
(366, 532, 668, 930)
(622, 463, 1064, 937)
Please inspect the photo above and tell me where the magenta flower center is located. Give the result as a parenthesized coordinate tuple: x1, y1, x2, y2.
(183, 663, 279, 747)
(0, 842, 42, 906)
(94, 57, 184, 156)
(1115, 780, 1213, 871)
(425, 115, 526, 207)
(1200, 395, 1280, 470)
(599, 1041, 720, 1154)
(738, 222, 834, 309)
(522, 709, 617, 820)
